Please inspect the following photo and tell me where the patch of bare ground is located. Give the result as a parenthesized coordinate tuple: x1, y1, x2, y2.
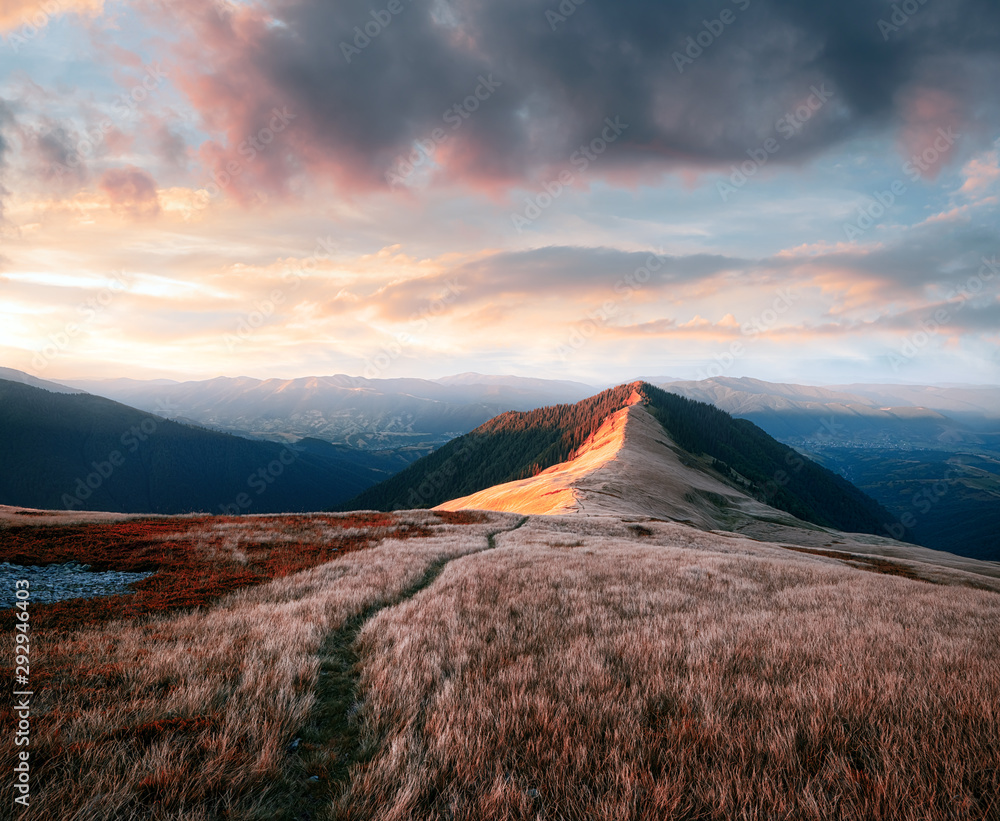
(335, 517, 1000, 821)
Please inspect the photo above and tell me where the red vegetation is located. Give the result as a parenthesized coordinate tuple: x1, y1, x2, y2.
(432, 510, 489, 525)
(0, 513, 412, 633)
(0, 511, 458, 803)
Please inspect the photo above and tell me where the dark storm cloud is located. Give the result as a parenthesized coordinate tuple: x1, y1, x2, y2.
(170, 0, 1000, 191)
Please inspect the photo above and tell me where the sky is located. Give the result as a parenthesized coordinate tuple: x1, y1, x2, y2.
(0, 0, 998, 386)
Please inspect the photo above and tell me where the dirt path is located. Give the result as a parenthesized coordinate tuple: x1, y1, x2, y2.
(285, 517, 528, 820)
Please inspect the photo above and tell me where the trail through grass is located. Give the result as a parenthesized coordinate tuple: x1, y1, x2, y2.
(276, 518, 528, 821)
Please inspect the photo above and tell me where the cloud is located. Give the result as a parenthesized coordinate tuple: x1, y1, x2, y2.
(344, 246, 744, 321)
(98, 165, 161, 219)
(959, 146, 1000, 197)
(0, 0, 104, 34)
(609, 296, 1000, 343)
(895, 86, 965, 179)
(151, 121, 189, 169)
(0, 100, 13, 219)
(152, 0, 1000, 199)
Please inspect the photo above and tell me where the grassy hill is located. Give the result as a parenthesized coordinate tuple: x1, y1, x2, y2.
(0, 379, 390, 514)
(343, 382, 897, 537)
(4, 509, 997, 819)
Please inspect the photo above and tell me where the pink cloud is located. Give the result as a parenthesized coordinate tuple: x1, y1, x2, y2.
(896, 87, 963, 180)
(99, 165, 161, 219)
(959, 149, 1000, 196)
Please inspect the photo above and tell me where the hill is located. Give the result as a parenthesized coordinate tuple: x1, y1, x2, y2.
(344, 382, 896, 538)
(0, 366, 84, 394)
(3, 507, 997, 820)
(0, 379, 394, 514)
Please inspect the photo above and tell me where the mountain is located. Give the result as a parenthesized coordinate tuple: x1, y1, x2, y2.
(433, 372, 594, 398)
(660, 377, 963, 445)
(662, 377, 1000, 418)
(827, 383, 1000, 426)
(434, 393, 787, 529)
(345, 382, 897, 540)
(64, 373, 597, 449)
(658, 377, 1000, 561)
(0, 367, 84, 394)
(0, 379, 397, 514)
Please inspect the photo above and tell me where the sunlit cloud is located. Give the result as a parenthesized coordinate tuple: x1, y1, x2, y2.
(0, 0, 997, 384)
(0, 0, 104, 34)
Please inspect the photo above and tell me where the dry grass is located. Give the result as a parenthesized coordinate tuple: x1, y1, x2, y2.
(338, 517, 1000, 821)
(3, 512, 998, 820)
(0, 510, 515, 820)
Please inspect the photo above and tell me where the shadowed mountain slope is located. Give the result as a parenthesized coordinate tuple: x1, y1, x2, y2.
(0, 379, 391, 514)
(345, 382, 896, 538)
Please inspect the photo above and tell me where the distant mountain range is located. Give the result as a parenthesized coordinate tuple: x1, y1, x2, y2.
(0, 378, 401, 514)
(63, 372, 597, 450)
(345, 381, 897, 541)
(660, 377, 1000, 447)
(659, 377, 1000, 561)
(5, 367, 997, 560)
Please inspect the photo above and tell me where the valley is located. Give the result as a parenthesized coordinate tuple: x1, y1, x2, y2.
(6, 368, 999, 559)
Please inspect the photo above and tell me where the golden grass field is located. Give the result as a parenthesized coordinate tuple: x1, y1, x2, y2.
(2, 508, 999, 820)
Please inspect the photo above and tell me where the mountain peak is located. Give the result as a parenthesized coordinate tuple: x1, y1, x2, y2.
(625, 386, 646, 406)
(435, 401, 784, 527)
(347, 381, 896, 540)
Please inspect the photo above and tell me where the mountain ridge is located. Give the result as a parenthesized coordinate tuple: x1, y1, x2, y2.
(346, 381, 897, 539)
(435, 400, 803, 531)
